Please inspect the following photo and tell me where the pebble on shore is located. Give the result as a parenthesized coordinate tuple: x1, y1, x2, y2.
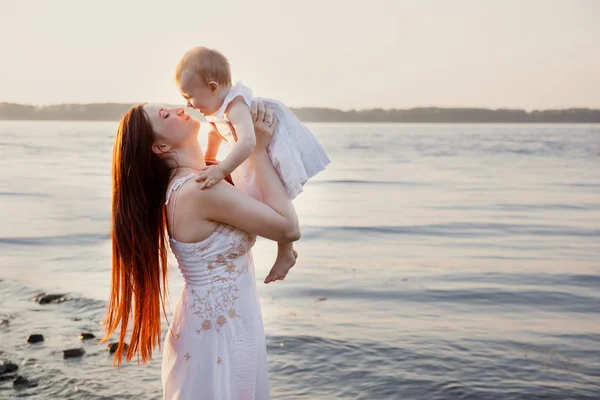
(0, 360, 18, 375)
(79, 333, 96, 340)
(107, 342, 129, 354)
(13, 375, 37, 387)
(63, 348, 85, 359)
(33, 293, 72, 305)
(27, 334, 44, 344)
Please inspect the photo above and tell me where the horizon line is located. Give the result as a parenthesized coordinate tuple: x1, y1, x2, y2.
(1, 101, 599, 113)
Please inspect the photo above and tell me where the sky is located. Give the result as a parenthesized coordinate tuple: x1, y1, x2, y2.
(1, 0, 598, 110)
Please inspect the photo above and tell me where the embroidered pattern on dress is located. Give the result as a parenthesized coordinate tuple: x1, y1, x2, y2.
(189, 226, 255, 334)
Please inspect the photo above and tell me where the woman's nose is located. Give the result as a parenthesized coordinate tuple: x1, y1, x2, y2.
(186, 100, 192, 108)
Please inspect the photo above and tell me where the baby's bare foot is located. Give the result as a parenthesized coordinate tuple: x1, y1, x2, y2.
(264, 250, 298, 284)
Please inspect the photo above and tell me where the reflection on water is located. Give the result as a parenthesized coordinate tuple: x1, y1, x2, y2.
(1, 121, 599, 399)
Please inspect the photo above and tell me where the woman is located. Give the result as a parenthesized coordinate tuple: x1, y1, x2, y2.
(103, 101, 299, 399)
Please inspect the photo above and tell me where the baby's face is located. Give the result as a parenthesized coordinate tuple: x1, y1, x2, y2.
(177, 70, 222, 116)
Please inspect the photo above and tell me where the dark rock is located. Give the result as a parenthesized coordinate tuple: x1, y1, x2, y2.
(63, 348, 85, 358)
(13, 375, 29, 385)
(0, 319, 9, 326)
(71, 317, 82, 321)
(33, 293, 71, 304)
(79, 333, 95, 340)
(107, 342, 129, 354)
(0, 360, 18, 374)
(27, 334, 44, 344)
(0, 373, 16, 381)
(12, 375, 37, 388)
(316, 297, 327, 302)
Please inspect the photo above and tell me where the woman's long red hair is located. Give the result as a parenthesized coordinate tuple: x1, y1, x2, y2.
(102, 104, 172, 367)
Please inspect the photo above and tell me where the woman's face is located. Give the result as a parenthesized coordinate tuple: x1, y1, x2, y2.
(144, 104, 200, 149)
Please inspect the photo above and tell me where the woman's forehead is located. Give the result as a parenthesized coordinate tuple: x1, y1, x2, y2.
(143, 104, 164, 116)
(141, 104, 165, 134)
(143, 104, 167, 128)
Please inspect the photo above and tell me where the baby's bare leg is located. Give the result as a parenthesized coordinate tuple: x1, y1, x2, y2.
(264, 242, 298, 284)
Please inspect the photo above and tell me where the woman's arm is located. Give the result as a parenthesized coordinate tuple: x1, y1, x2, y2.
(193, 125, 299, 242)
(204, 125, 223, 162)
(196, 168, 300, 243)
(193, 106, 299, 242)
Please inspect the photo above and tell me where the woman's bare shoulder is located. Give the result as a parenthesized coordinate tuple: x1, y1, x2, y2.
(177, 179, 238, 216)
(167, 178, 223, 242)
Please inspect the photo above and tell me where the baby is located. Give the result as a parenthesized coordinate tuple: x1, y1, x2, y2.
(175, 46, 330, 283)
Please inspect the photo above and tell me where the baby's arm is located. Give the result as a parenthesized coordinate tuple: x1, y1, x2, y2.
(196, 97, 256, 189)
(219, 97, 256, 176)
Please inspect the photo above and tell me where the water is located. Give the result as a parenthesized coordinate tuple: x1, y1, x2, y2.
(1, 121, 599, 399)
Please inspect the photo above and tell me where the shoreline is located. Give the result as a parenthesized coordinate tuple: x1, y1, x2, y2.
(1, 103, 600, 124)
(1, 119, 599, 125)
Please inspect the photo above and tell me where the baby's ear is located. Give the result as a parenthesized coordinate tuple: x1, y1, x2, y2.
(208, 81, 220, 95)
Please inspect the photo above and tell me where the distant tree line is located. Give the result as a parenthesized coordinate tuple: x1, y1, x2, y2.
(1, 102, 599, 123)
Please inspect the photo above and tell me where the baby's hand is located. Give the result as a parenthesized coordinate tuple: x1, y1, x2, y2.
(195, 164, 226, 189)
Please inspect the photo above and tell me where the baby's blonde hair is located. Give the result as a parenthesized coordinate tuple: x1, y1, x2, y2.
(175, 46, 232, 86)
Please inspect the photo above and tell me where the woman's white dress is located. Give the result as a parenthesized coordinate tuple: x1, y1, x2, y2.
(161, 173, 270, 399)
(205, 82, 330, 200)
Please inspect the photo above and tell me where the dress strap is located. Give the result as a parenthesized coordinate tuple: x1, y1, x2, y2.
(165, 173, 196, 240)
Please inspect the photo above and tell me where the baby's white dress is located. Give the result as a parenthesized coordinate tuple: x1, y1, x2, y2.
(205, 82, 330, 199)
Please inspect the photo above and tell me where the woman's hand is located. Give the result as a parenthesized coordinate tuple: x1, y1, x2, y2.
(251, 100, 277, 150)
